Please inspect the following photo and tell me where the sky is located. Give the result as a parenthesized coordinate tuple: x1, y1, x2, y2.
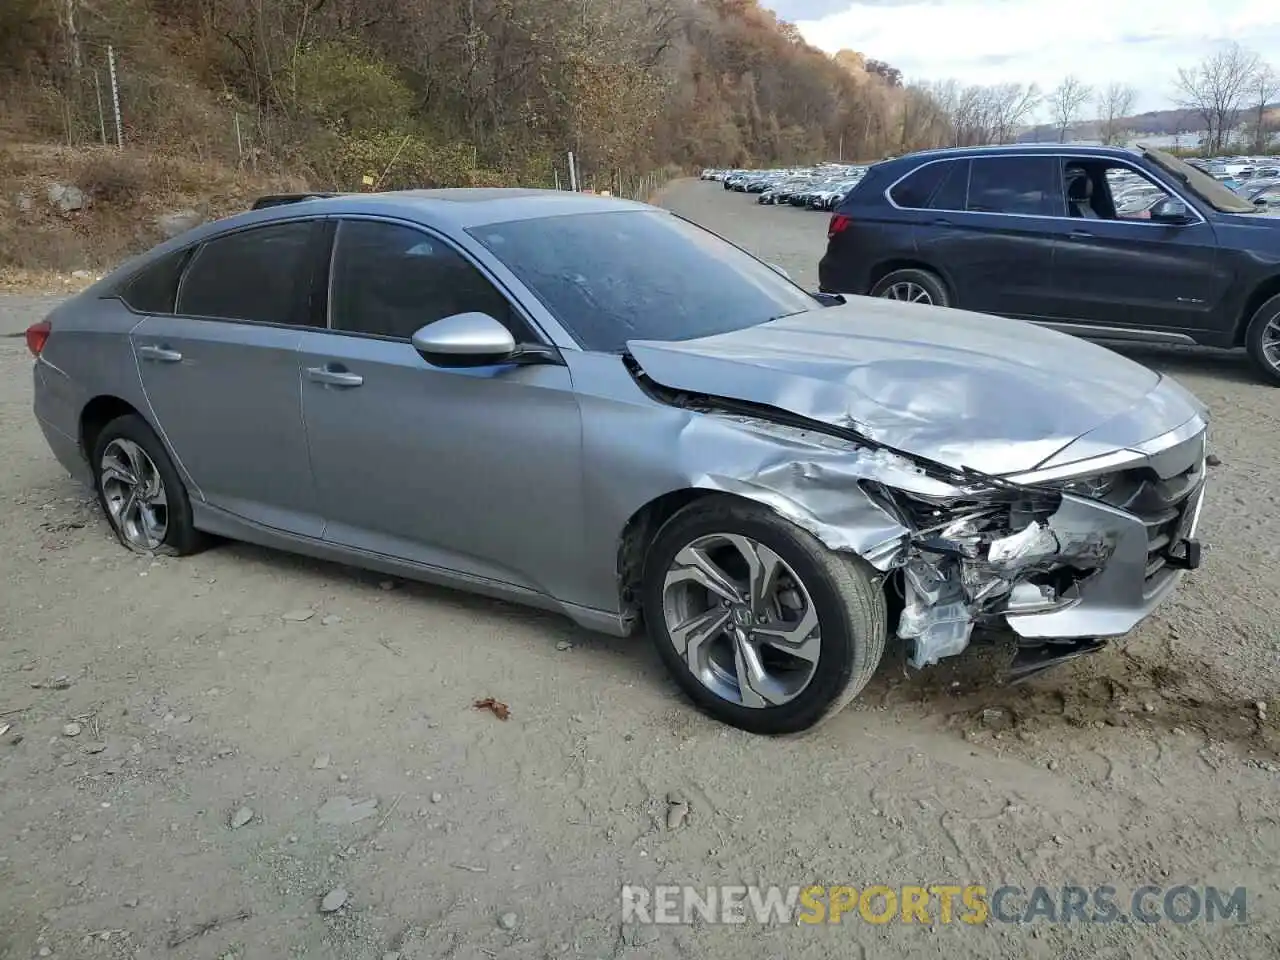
(769, 0, 1280, 117)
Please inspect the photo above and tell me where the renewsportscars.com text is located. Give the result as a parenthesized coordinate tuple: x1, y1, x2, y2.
(620, 884, 1248, 926)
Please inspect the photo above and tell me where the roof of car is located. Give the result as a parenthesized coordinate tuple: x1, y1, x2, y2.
(887, 143, 1144, 164)
(91, 188, 655, 296)
(256, 187, 650, 229)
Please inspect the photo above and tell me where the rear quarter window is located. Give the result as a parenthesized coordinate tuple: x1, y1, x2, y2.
(119, 249, 192, 314)
(889, 162, 948, 209)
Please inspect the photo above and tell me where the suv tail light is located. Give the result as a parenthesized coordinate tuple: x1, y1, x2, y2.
(26, 320, 51, 357)
(827, 214, 852, 240)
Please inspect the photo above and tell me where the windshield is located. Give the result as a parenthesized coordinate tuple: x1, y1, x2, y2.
(1140, 145, 1256, 213)
(468, 210, 817, 352)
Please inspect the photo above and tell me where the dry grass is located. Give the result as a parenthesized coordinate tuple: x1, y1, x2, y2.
(0, 142, 309, 282)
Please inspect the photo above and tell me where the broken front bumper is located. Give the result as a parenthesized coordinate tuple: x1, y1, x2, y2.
(1003, 478, 1205, 640)
(899, 420, 1208, 668)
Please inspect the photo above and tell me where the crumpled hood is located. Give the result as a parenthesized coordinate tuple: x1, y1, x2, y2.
(627, 299, 1205, 476)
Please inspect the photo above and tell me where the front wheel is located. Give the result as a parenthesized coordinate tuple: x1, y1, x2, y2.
(1244, 293, 1280, 386)
(642, 497, 887, 735)
(869, 268, 950, 308)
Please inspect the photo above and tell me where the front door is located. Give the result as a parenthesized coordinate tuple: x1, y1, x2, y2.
(1048, 217, 1225, 333)
(299, 218, 585, 598)
(130, 219, 324, 535)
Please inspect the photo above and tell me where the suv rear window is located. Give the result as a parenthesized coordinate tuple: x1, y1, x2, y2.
(967, 156, 1063, 216)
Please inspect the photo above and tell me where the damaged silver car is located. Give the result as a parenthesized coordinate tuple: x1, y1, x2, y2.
(28, 189, 1208, 734)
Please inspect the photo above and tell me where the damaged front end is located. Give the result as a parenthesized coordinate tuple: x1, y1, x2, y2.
(624, 358, 1207, 674)
(876, 482, 1117, 668)
(863, 449, 1205, 669)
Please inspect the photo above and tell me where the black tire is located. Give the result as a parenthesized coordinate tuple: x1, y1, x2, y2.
(869, 267, 951, 308)
(1243, 293, 1280, 386)
(91, 413, 207, 556)
(642, 497, 887, 735)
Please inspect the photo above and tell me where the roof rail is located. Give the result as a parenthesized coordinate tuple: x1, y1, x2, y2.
(250, 193, 341, 211)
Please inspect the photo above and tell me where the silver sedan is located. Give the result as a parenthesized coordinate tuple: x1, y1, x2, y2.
(28, 189, 1209, 733)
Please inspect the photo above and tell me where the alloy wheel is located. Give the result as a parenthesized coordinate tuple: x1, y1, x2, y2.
(881, 281, 933, 304)
(661, 533, 821, 708)
(1262, 313, 1280, 372)
(100, 438, 169, 550)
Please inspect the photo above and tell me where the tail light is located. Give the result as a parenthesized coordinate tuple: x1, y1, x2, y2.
(827, 214, 852, 240)
(26, 320, 51, 357)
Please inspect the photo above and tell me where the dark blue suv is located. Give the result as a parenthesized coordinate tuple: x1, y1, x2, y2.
(818, 144, 1280, 385)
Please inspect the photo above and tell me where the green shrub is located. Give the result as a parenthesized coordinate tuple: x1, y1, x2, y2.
(290, 43, 413, 136)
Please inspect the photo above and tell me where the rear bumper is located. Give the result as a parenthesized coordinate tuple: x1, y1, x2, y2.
(33, 357, 93, 486)
(37, 414, 92, 485)
(817, 255, 871, 296)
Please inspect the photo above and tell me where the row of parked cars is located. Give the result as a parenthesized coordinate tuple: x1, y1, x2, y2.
(1188, 156, 1280, 212)
(700, 165, 870, 211)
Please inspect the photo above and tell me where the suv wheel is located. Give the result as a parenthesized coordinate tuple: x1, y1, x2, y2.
(1244, 293, 1280, 386)
(642, 497, 887, 735)
(870, 268, 950, 308)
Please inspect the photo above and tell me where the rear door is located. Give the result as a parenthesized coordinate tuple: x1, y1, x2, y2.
(910, 154, 1064, 318)
(129, 219, 325, 535)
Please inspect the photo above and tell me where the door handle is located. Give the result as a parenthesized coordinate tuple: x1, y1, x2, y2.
(305, 365, 364, 388)
(138, 344, 183, 363)
(1070, 230, 1093, 239)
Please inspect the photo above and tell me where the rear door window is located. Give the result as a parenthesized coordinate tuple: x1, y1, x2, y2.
(966, 156, 1064, 217)
(176, 221, 318, 324)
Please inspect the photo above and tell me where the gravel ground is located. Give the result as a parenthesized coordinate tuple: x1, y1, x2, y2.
(1, 181, 1278, 959)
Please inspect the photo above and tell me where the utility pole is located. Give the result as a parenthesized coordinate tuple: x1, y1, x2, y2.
(107, 45, 123, 148)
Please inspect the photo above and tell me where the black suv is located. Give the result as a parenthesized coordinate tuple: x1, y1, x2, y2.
(818, 144, 1280, 384)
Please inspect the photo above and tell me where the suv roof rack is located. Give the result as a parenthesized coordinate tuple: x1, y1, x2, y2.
(251, 193, 341, 211)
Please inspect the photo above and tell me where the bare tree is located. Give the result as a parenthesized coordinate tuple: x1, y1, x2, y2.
(1049, 75, 1092, 142)
(1248, 63, 1279, 152)
(1174, 41, 1259, 154)
(1095, 82, 1137, 145)
(989, 82, 1040, 144)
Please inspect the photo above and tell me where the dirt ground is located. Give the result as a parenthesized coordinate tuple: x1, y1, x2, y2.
(2, 180, 1278, 959)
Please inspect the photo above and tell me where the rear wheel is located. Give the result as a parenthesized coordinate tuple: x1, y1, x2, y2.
(870, 268, 950, 308)
(91, 414, 206, 555)
(642, 497, 887, 735)
(1244, 293, 1280, 386)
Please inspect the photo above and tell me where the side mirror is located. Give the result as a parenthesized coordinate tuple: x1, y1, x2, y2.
(813, 292, 846, 307)
(1149, 197, 1193, 224)
(1254, 196, 1268, 206)
(766, 262, 791, 280)
(411, 312, 516, 367)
